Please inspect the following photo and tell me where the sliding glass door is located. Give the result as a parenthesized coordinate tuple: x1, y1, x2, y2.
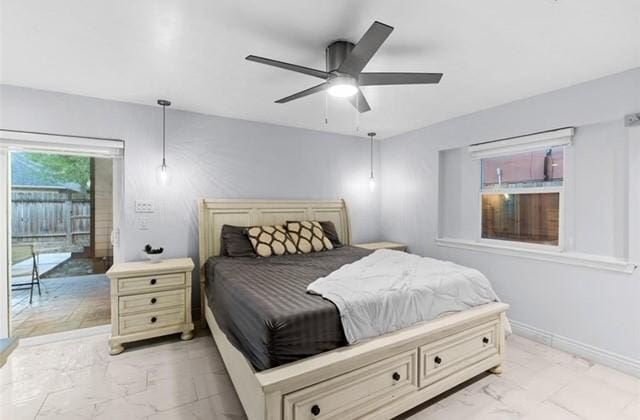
(0, 130, 124, 340)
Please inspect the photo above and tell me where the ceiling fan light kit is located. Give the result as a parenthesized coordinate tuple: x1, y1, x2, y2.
(327, 75, 358, 98)
(246, 21, 443, 113)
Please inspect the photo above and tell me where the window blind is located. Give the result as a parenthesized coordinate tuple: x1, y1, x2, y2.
(0, 129, 124, 158)
(468, 127, 574, 160)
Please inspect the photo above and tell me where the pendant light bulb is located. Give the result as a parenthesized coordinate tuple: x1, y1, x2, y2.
(368, 132, 376, 193)
(156, 161, 170, 186)
(156, 99, 171, 186)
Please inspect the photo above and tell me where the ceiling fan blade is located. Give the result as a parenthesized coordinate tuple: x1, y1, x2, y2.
(347, 89, 371, 113)
(246, 55, 330, 79)
(338, 21, 394, 76)
(359, 72, 443, 86)
(275, 82, 327, 103)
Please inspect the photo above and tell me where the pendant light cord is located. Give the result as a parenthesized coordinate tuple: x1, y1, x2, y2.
(370, 134, 374, 178)
(162, 104, 166, 167)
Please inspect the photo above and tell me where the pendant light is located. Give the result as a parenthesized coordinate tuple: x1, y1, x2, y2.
(156, 99, 171, 186)
(368, 132, 376, 192)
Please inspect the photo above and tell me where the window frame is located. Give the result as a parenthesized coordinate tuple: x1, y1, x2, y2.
(477, 152, 566, 252)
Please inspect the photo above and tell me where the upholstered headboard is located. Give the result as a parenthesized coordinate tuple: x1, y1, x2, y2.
(197, 199, 352, 315)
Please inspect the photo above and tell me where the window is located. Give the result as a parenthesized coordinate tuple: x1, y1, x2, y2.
(480, 147, 564, 246)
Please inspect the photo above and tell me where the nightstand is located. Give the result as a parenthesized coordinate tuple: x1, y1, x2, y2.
(107, 258, 195, 355)
(354, 241, 408, 252)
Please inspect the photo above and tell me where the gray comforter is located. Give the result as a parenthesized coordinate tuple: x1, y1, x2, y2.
(205, 246, 372, 371)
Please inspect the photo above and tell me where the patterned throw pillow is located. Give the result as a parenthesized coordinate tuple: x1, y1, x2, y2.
(286, 221, 334, 253)
(247, 225, 297, 257)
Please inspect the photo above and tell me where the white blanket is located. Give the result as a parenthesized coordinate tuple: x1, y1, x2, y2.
(307, 249, 501, 343)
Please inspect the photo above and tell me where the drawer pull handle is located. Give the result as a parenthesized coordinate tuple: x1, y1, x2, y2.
(483, 337, 489, 344)
(392, 372, 400, 381)
(310, 404, 320, 416)
(150, 279, 157, 285)
(150, 316, 157, 323)
(434, 356, 442, 365)
(150, 298, 157, 304)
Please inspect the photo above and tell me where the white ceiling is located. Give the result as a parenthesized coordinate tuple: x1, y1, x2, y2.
(1, 0, 639, 138)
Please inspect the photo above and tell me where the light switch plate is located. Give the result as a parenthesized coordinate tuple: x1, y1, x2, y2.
(135, 200, 153, 213)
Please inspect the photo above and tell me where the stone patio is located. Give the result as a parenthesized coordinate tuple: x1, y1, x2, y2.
(11, 252, 71, 284)
(11, 274, 111, 338)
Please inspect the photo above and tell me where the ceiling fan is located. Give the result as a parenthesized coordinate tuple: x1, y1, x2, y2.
(246, 21, 443, 113)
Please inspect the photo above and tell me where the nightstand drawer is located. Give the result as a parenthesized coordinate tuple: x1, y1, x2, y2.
(119, 289, 185, 315)
(118, 273, 185, 293)
(119, 307, 186, 335)
(107, 258, 195, 355)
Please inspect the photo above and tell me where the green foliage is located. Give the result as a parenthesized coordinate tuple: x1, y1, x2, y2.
(27, 153, 91, 190)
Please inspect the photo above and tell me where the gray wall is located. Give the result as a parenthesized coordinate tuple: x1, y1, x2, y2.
(0, 85, 382, 314)
(439, 119, 629, 258)
(2, 69, 639, 363)
(380, 68, 640, 361)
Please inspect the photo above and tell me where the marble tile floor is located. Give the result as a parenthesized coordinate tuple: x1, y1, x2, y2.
(11, 274, 111, 338)
(1, 331, 638, 420)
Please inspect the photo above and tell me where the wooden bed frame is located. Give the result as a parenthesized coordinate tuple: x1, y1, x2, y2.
(199, 199, 509, 420)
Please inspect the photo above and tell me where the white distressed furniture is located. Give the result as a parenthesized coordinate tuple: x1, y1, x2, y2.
(107, 258, 195, 355)
(354, 241, 408, 252)
(199, 199, 508, 420)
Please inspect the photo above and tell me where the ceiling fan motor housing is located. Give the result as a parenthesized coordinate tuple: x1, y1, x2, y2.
(325, 41, 355, 73)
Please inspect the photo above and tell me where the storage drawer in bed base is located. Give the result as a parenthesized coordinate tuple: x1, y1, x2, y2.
(283, 350, 418, 420)
(206, 302, 508, 420)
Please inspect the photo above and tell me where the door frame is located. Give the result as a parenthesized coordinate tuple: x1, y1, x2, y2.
(628, 123, 640, 262)
(0, 129, 125, 339)
(0, 148, 9, 338)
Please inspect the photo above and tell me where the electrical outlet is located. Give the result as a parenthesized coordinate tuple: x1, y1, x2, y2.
(135, 200, 153, 213)
(137, 216, 149, 230)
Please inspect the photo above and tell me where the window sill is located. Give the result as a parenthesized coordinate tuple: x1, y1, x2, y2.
(435, 238, 637, 274)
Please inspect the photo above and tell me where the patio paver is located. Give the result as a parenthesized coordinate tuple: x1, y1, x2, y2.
(11, 273, 110, 338)
(11, 252, 71, 284)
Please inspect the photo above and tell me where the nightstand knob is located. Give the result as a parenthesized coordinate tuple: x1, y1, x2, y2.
(392, 372, 401, 381)
(310, 405, 320, 416)
(150, 316, 157, 323)
(150, 298, 157, 304)
(483, 337, 489, 344)
(434, 356, 442, 365)
(150, 278, 157, 285)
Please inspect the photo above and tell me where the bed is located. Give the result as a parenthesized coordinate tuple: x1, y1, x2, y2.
(199, 199, 509, 420)
(206, 246, 373, 371)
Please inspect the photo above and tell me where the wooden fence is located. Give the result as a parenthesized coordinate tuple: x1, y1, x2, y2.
(11, 186, 91, 251)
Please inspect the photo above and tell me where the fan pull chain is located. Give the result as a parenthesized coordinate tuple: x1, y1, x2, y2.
(324, 92, 329, 125)
(355, 94, 360, 132)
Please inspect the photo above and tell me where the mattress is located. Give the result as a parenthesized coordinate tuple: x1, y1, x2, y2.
(205, 246, 372, 371)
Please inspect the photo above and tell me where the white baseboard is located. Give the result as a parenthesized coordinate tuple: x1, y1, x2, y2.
(510, 320, 640, 378)
(18, 324, 110, 348)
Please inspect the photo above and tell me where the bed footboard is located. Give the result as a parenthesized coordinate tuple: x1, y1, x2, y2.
(205, 301, 509, 420)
